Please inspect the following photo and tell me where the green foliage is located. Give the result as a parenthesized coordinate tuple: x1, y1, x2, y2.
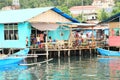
(0, 0, 93, 23)
(57, 5, 71, 15)
(111, 1, 120, 15)
(97, 9, 109, 21)
(75, 14, 82, 22)
(0, 0, 93, 9)
(75, 14, 86, 22)
(0, 0, 12, 8)
(115, 0, 120, 3)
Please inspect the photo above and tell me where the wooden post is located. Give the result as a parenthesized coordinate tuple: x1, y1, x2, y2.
(108, 46, 110, 50)
(92, 27, 94, 48)
(64, 50, 66, 56)
(58, 58, 60, 67)
(68, 57, 70, 68)
(90, 48, 92, 56)
(79, 49, 81, 56)
(58, 50, 60, 58)
(46, 30, 49, 60)
(68, 49, 70, 57)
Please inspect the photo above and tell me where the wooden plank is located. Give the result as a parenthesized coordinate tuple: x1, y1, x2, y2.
(28, 53, 47, 56)
(19, 58, 53, 66)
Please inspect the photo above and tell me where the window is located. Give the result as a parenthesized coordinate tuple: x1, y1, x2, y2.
(111, 28, 120, 36)
(4, 24, 18, 40)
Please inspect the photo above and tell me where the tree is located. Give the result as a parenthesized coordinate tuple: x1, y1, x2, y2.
(0, 0, 12, 9)
(97, 9, 109, 21)
(0, 0, 93, 18)
(111, 1, 120, 15)
(75, 14, 86, 22)
(57, 5, 71, 15)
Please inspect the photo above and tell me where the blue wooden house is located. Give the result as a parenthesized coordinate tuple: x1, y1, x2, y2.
(0, 7, 79, 48)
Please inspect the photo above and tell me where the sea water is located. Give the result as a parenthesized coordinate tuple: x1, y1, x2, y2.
(0, 56, 120, 80)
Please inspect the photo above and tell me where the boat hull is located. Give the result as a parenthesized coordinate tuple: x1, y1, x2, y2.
(0, 48, 29, 66)
(97, 48, 120, 56)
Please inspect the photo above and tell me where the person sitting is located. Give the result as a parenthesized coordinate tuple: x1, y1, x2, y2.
(81, 33, 88, 46)
(48, 36, 52, 42)
(36, 34, 40, 48)
(48, 36, 53, 48)
(74, 32, 79, 46)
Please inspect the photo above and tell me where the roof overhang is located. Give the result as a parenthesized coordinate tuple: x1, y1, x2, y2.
(57, 22, 96, 28)
(99, 13, 120, 24)
(31, 22, 59, 31)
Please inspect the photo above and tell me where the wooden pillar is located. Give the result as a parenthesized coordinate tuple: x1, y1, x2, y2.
(90, 48, 92, 56)
(34, 50, 36, 54)
(58, 50, 60, 58)
(91, 26, 95, 48)
(64, 50, 66, 56)
(108, 46, 110, 50)
(79, 49, 81, 56)
(46, 30, 49, 60)
(68, 49, 70, 57)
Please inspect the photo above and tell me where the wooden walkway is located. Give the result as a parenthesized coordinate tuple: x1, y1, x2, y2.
(0, 40, 111, 59)
(29, 42, 102, 58)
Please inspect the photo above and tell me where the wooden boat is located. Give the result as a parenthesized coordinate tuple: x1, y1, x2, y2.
(97, 48, 120, 56)
(0, 48, 29, 66)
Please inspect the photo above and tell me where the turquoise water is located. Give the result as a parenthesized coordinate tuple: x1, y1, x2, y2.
(1, 56, 120, 80)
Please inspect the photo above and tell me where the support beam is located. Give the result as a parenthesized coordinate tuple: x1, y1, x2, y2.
(68, 50, 70, 57)
(58, 50, 60, 58)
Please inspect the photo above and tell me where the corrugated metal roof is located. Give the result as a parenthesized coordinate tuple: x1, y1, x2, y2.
(0, 7, 53, 24)
(100, 13, 120, 23)
(57, 22, 96, 27)
(52, 7, 79, 23)
(0, 7, 79, 24)
(70, 6, 98, 10)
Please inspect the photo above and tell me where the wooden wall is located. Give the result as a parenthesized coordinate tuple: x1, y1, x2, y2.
(29, 10, 71, 23)
(109, 22, 120, 36)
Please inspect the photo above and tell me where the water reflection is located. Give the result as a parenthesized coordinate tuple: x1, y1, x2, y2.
(0, 62, 27, 80)
(98, 57, 120, 80)
(1, 56, 120, 80)
(42, 56, 98, 80)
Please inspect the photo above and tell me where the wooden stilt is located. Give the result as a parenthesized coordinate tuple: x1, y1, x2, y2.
(108, 46, 110, 50)
(79, 49, 81, 56)
(68, 50, 70, 57)
(31, 50, 33, 54)
(58, 58, 60, 67)
(0, 48, 4, 54)
(46, 30, 49, 60)
(90, 48, 92, 56)
(12, 49, 14, 54)
(46, 47, 49, 59)
(64, 51, 66, 56)
(58, 50, 60, 58)
(34, 50, 36, 54)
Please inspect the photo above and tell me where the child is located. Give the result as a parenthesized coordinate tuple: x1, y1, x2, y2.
(36, 35, 40, 48)
(26, 37, 28, 47)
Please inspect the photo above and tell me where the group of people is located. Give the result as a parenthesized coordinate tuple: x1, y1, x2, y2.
(25, 30, 109, 48)
(74, 31, 92, 46)
(74, 30, 109, 47)
(30, 33, 45, 48)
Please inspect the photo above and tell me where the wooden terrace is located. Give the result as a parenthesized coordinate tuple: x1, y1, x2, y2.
(29, 39, 110, 59)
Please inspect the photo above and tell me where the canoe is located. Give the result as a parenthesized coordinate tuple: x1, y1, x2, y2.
(97, 48, 120, 56)
(0, 62, 28, 71)
(0, 48, 29, 66)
